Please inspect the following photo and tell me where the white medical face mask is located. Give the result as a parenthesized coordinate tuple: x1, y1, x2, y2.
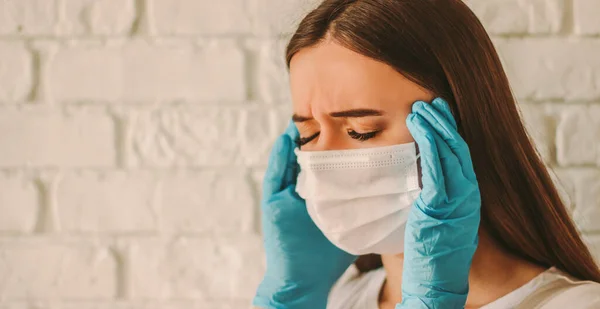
(295, 143, 421, 255)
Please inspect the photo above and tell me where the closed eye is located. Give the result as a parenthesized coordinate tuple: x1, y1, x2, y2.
(347, 130, 380, 141)
(296, 132, 320, 147)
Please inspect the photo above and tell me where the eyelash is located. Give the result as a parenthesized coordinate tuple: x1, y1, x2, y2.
(296, 132, 320, 147)
(295, 130, 380, 146)
(347, 130, 380, 141)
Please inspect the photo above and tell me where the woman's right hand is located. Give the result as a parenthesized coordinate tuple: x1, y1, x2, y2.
(252, 121, 357, 309)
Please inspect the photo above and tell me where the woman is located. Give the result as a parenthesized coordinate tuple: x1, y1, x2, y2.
(252, 0, 600, 308)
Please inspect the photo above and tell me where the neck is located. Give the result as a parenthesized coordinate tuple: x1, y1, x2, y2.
(379, 231, 546, 308)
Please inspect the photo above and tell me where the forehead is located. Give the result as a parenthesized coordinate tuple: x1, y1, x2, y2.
(288, 41, 429, 113)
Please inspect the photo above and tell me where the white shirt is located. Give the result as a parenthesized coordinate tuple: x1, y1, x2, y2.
(327, 265, 600, 309)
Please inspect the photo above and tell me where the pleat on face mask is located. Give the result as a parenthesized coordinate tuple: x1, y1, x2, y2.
(295, 142, 422, 255)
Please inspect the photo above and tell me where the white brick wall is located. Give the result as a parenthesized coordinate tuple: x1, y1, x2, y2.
(0, 0, 599, 308)
(0, 42, 32, 101)
(574, 0, 600, 35)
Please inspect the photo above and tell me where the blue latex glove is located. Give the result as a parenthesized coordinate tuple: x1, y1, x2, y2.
(253, 121, 357, 309)
(397, 98, 481, 309)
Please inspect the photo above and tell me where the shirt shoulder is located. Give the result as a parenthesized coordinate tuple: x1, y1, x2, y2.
(538, 280, 600, 309)
(517, 268, 600, 309)
(327, 265, 387, 309)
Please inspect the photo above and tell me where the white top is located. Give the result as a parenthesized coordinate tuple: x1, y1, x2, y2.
(327, 265, 600, 309)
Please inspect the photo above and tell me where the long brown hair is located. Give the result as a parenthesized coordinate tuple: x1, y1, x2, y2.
(286, 0, 600, 281)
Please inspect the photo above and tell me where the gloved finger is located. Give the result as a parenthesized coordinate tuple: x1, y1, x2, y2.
(412, 101, 477, 183)
(284, 118, 300, 141)
(406, 113, 447, 207)
(431, 97, 457, 130)
(282, 120, 300, 186)
(415, 115, 470, 218)
(263, 134, 292, 198)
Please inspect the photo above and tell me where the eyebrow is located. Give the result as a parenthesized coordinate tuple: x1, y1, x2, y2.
(292, 109, 384, 122)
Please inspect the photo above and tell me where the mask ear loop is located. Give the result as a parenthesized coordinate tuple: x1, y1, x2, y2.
(415, 153, 423, 189)
(413, 141, 421, 162)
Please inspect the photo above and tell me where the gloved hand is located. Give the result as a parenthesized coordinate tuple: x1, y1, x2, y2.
(397, 98, 481, 309)
(253, 121, 357, 309)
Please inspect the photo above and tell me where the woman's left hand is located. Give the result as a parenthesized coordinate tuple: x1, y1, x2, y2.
(397, 98, 481, 309)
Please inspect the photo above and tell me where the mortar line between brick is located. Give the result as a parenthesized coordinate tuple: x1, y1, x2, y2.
(129, 0, 147, 37)
(32, 175, 59, 234)
(111, 245, 130, 299)
(23, 41, 41, 102)
(561, 0, 576, 35)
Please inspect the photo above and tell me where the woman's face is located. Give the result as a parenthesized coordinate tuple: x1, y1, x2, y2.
(289, 42, 433, 151)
